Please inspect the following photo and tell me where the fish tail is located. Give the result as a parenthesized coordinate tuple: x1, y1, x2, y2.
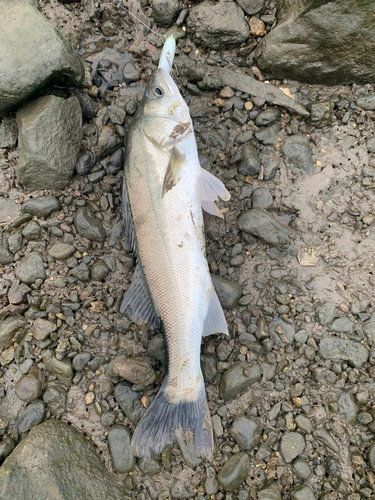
(131, 377, 213, 459)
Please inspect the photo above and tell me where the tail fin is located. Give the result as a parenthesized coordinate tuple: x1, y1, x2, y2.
(131, 378, 213, 459)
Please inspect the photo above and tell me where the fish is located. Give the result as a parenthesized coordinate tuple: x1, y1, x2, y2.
(121, 49, 230, 459)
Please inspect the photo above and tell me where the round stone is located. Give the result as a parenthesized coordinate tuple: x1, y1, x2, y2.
(17, 399, 46, 434)
(48, 243, 75, 260)
(280, 432, 305, 463)
(22, 220, 41, 240)
(15, 366, 42, 402)
(108, 424, 136, 473)
(230, 416, 261, 450)
(91, 262, 110, 281)
(21, 195, 60, 218)
(138, 457, 162, 476)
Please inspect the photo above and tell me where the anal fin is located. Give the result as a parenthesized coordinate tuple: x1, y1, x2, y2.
(203, 287, 228, 336)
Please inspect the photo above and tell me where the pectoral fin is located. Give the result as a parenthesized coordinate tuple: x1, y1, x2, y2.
(198, 167, 230, 218)
(162, 147, 185, 198)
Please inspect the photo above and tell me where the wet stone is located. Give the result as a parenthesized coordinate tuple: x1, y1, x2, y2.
(114, 382, 145, 425)
(280, 432, 305, 463)
(290, 485, 317, 500)
(98, 126, 123, 158)
(308, 101, 332, 128)
(0, 316, 27, 353)
(22, 220, 41, 240)
(201, 355, 217, 382)
(217, 452, 249, 491)
(219, 361, 261, 401)
(257, 482, 281, 500)
(368, 441, 375, 472)
(15, 252, 46, 284)
(357, 95, 375, 111)
(260, 150, 281, 180)
(237, 208, 296, 246)
(152, 0, 181, 28)
(295, 414, 313, 434)
(237, 0, 264, 15)
(123, 63, 141, 85)
(138, 457, 162, 476)
(238, 144, 260, 176)
(17, 399, 46, 434)
(148, 333, 167, 366)
(21, 195, 60, 218)
(211, 274, 242, 309)
(74, 206, 106, 242)
(326, 456, 341, 479)
(319, 337, 368, 369)
(268, 318, 295, 344)
(43, 386, 67, 417)
(229, 416, 261, 450)
(113, 357, 156, 386)
(48, 243, 75, 260)
(0, 437, 16, 461)
(255, 123, 280, 146)
(15, 366, 42, 402)
(282, 135, 316, 177)
(91, 262, 110, 281)
(292, 457, 311, 479)
(255, 108, 280, 127)
(108, 104, 125, 125)
(317, 302, 337, 325)
(330, 317, 353, 333)
(76, 151, 97, 176)
(252, 187, 273, 209)
(108, 424, 135, 473)
(101, 410, 116, 427)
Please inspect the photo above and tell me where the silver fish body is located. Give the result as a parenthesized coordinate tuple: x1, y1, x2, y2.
(121, 68, 229, 458)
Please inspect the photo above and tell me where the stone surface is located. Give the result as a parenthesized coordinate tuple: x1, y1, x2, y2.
(21, 196, 60, 218)
(229, 416, 261, 450)
(15, 252, 46, 284)
(0, 420, 129, 499)
(33, 318, 57, 341)
(74, 206, 106, 242)
(114, 381, 145, 425)
(238, 145, 261, 177)
(17, 400, 46, 434)
(217, 452, 249, 491)
(237, 208, 296, 246)
(152, 0, 181, 28)
(16, 96, 82, 191)
(42, 350, 73, 387)
(0, 0, 84, 115)
(280, 432, 305, 463)
(219, 361, 261, 401)
(0, 316, 27, 353)
(236, 0, 264, 15)
(211, 275, 243, 309)
(15, 366, 43, 402)
(282, 135, 316, 177)
(48, 243, 75, 260)
(187, 2, 249, 50)
(113, 357, 156, 386)
(43, 386, 67, 417)
(319, 337, 368, 369)
(0, 117, 18, 148)
(257, 482, 281, 500)
(148, 333, 167, 365)
(317, 303, 336, 325)
(255, 0, 375, 85)
(108, 424, 135, 473)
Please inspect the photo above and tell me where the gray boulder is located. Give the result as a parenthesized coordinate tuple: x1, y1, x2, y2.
(0, 0, 84, 115)
(16, 95, 82, 191)
(187, 1, 249, 50)
(255, 0, 375, 85)
(0, 420, 129, 500)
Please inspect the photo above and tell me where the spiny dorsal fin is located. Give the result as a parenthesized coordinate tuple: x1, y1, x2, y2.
(162, 147, 185, 198)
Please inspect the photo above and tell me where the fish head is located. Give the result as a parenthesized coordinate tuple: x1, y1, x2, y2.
(139, 68, 192, 149)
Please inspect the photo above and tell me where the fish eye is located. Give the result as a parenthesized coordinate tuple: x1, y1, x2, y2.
(148, 86, 164, 99)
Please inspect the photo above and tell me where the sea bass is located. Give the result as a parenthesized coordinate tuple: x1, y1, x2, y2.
(121, 59, 230, 459)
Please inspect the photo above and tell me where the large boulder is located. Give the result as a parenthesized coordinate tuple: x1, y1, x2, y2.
(0, 420, 129, 500)
(16, 95, 82, 191)
(187, 1, 250, 50)
(0, 0, 84, 115)
(255, 0, 375, 85)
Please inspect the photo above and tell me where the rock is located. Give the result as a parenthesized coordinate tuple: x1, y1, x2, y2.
(113, 357, 156, 386)
(369, 441, 375, 472)
(8, 284, 30, 305)
(257, 483, 281, 500)
(254, 0, 375, 85)
(0, 420, 129, 499)
(0, 0, 83, 115)
(319, 337, 368, 369)
(138, 457, 162, 476)
(33, 318, 57, 341)
(108, 424, 135, 473)
(255, 108, 280, 127)
(282, 135, 316, 177)
(330, 317, 353, 333)
(317, 302, 336, 325)
(290, 485, 317, 500)
(205, 466, 219, 495)
(98, 126, 122, 158)
(0, 117, 18, 148)
(211, 274, 242, 309)
(152, 0, 181, 28)
(217, 452, 249, 491)
(8, 231, 23, 254)
(236, 0, 264, 15)
(0, 316, 27, 353)
(72, 353, 91, 371)
(280, 432, 305, 463)
(229, 416, 261, 450)
(364, 313, 375, 345)
(91, 262, 110, 281)
(15, 252, 46, 284)
(170, 479, 195, 499)
(21, 196, 60, 218)
(122, 63, 141, 85)
(357, 95, 375, 111)
(219, 361, 261, 401)
(21, 220, 41, 240)
(17, 399, 46, 434)
(43, 386, 67, 417)
(295, 415, 313, 434)
(187, 2, 249, 50)
(15, 366, 43, 403)
(114, 381, 145, 425)
(238, 144, 261, 176)
(74, 206, 106, 242)
(70, 263, 90, 281)
(48, 243, 76, 260)
(76, 151, 97, 176)
(0, 246, 13, 265)
(0, 438, 16, 461)
(260, 150, 281, 180)
(201, 355, 217, 382)
(16, 96, 82, 191)
(308, 101, 332, 128)
(107, 104, 125, 125)
(148, 333, 167, 365)
(312, 428, 339, 453)
(338, 392, 358, 424)
(268, 318, 295, 344)
(237, 208, 296, 246)
(42, 350, 73, 387)
(292, 457, 311, 479)
(255, 124, 280, 146)
(252, 187, 273, 209)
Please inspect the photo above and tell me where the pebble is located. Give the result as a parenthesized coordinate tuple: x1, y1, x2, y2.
(312, 428, 339, 452)
(98, 126, 123, 158)
(48, 243, 75, 260)
(107, 424, 136, 473)
(101, 411, 116, 427)
(268, 317, 295, 344)
(0, 437, 16, 461)
(15, 365, 42, 402)
(238, 144, 261, 176)
(330, 317, 353, 333)
(15, 251, 46, 284)
(76, 151, 97, 176)
(257, 482, 281, 500)
(252, 187, 273, 209)
(42, 350, 73, 387)
(255, 108, 280, 127)
(107, 104, 125, 125)
(319, 337, 368, 369)
(8, 231, 23, 254)
(317, 302, 337, 325)
(33, 318, 57, 341)
(230, 416, 261, 450)
(152, 0, 181, 28)
(91, 262, 110, 281)
(255, 123, 280, 146)
(295, 414, 313, 433)
(8, 283, 30, 305)
(282, 135, 316, 177)
(201, 355, 217, 382)
(237, 208, 296, 246)
(113, 357, 156, 386)
(17, 399, 46, 434)
(260, 150, 281, 180)
(138, 457, 162, 476)
(123, 63, 141, 84)
(308, 101, 332, 128)
(338, 392, 358, 423)
(22, 220, 41, 240)
(19, 358, 33, 374)
(72, 352, 91, 371)
(236, 0, 264, 16)
(0, 117, 18, 148)
(290, 485, 317, 500)
(148, 333, 167, 365)
(280, 432, 305, 463)
(249, 17, 266, 36)
(292, 457, 311, 479)
(326, 456, 341, 479)
(21, 196, 61, 218)
(219, 361, 261, 401)
(217, 452, 249, 491)
(368, 441, 375, 471)
(0, 316, 27, 353)
(74, 206, 106, 242)
(357, 95, 375, 111)
(205, 466, 219, 495)
(70, 262, 90, 281)
(42, 385, 67, 417)
(211, 274, 242, 309)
